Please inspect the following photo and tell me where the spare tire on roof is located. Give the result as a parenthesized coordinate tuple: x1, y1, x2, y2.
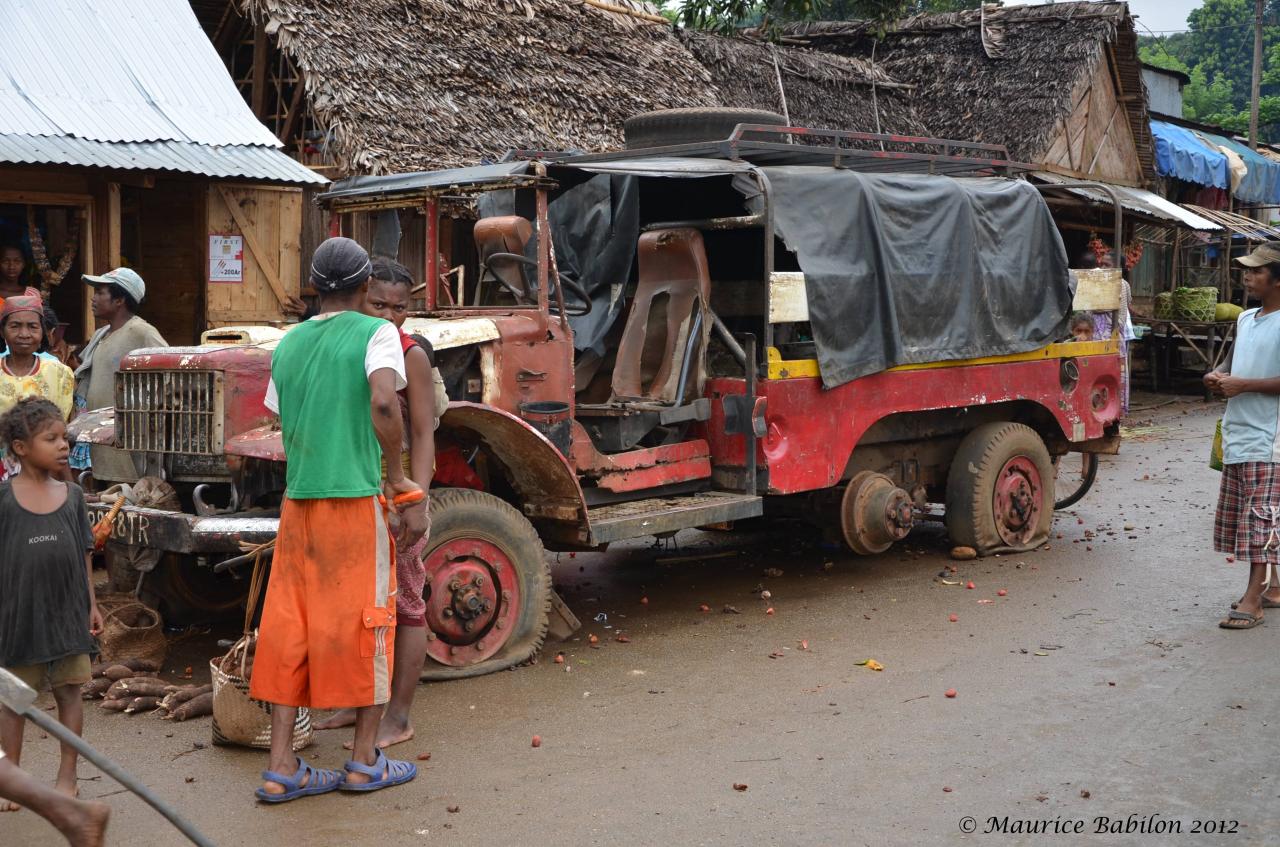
(623, 107, 788, 150)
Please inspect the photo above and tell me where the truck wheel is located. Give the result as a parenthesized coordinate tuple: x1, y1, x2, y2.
(623, 107, 786, 149)
(139, 553, 249, 624)
(419, 488, 551, 681)
(945, 423, 1054, 555)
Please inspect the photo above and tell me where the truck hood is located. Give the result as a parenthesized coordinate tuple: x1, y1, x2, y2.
(200, 316, 500, 353)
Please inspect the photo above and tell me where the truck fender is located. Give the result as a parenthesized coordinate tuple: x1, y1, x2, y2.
(67, 407, 115, 446)
(225, 424, 284, 461)
(441, 402, 587, 526)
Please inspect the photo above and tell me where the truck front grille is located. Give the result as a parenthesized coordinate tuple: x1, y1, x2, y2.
(116, 371, 223, 455)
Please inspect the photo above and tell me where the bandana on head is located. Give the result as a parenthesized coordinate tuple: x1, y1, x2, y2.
(0, 287, 42, 321)
(310, 237, 372, 293)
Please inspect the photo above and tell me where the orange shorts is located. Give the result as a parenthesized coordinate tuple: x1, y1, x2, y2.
(249, 496, 397, 709)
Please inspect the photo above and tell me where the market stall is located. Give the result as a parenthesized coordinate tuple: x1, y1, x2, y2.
(1136, 206, 1280, 391)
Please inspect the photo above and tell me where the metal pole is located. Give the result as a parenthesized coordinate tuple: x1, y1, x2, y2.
(424, 197, 439, 311)
(1251, 0, 1263, 151)
(0, 669, 214, 847)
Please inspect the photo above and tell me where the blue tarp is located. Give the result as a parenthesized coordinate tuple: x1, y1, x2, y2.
(1150, 120, 1229, 189)
(1206, 133, 1280, 205)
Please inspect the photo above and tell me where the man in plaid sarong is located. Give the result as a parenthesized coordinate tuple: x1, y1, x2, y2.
(1206, 242, 1280, 629)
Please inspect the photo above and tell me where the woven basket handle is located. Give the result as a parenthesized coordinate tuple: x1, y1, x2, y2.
(241, 540, 274, 636)
(102, 600, 151, 628)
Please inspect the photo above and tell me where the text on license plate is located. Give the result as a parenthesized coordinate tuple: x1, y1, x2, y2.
(87, 505, 153, 547)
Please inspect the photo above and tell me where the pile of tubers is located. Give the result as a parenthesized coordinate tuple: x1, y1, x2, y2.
(82, 658, 213, 721)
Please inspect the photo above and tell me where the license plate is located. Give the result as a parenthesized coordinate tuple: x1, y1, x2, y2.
(87, 504, 156, 548)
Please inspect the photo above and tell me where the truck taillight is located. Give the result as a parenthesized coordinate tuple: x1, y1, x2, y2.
(115, 370, 224, 455)
(1089, 374, 1120, 421)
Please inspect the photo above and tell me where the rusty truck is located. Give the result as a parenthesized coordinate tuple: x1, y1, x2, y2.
(73, 114, 1122, 678)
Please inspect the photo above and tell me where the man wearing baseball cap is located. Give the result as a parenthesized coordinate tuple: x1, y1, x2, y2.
(1205, 241, 1280, 630)
(72, 268, 167, 481)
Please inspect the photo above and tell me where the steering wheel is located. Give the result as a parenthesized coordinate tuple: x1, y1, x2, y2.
(482, 252, 537, 305)
(552, 271, 592, 317)
(481, 252, 592, 316)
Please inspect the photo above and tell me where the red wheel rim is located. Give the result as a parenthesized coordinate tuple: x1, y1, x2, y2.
(993, 455, 1042, 547)
(423, 537, 520, 666)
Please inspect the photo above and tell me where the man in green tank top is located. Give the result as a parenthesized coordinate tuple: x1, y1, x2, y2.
(248, 238, 424, 803)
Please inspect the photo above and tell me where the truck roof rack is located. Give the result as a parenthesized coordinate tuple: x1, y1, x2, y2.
(554, 124, 1032, 177)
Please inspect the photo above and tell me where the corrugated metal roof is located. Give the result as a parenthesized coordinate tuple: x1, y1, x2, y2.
(0, 0, 325, 184)
(0, 134, 327, 184)
(1033, 172, 1221, 231)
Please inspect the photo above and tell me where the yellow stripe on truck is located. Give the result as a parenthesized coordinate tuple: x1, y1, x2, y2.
(765, 340, 1120, 381)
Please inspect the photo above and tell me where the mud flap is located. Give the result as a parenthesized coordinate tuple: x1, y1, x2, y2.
(546, 589, 582, 642)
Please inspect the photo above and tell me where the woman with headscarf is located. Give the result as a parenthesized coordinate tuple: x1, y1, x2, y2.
(0, 289, 74, 481)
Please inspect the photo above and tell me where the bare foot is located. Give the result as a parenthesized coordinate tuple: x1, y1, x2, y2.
(313, 708, 359, 731)
(58, 799, 109, 847)
(342, 721, 413, 751)
(56, 777, 78, 799)
(0, 800, 20, 812)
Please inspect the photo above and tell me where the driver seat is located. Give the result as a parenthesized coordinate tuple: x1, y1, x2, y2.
(612, 227, 711, 404)
(474, 216, 533, 305)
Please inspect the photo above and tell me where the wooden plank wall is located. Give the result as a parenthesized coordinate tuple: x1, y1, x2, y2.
(299, 186, 327, 293)
(1039, 54, 1143, 187)
(206, 184, 302, 327)
(133, 178, 205, 346)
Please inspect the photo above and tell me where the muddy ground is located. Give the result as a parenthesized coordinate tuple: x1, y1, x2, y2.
(6, 397, 1278, 846)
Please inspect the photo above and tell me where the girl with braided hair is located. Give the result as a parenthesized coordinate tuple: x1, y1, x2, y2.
(0, 398, 103, 812)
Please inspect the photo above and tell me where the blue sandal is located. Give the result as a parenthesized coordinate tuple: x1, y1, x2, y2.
(255, 758, 345, 803)
(339, 748, 417, 793)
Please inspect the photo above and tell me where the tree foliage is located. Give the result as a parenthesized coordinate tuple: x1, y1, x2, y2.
(1139, 0, 1280, 137)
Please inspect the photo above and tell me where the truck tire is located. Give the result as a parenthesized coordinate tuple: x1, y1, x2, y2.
(139, 553, 248, 624)
(945, 422, 1054, 555)
(623, 107, 787, 149)
(419, 488, 552, 681)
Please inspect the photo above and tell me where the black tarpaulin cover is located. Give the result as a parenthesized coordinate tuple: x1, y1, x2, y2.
(750, 168, 1072, 388)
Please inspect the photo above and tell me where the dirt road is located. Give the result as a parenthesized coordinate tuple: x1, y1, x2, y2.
(7, 399, 1278, 845)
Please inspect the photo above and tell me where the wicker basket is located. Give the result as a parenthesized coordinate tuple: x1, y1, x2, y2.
(209, 543, 313, 751)
(98, 600, 167, 667)
(210, 644, 313, 751)
(1173, 287, 1218, 322)
(1153, 291, 1174, 320)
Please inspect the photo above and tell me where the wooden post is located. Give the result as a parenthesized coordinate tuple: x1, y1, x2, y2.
(251, 24, 269, 120)
(106, 182, 121, 268)
(424, 198, 438, 311)
(81, 204, 95, 337)
(279, 72, 307, 151)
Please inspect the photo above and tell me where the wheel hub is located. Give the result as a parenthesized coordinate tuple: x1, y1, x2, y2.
(423, 538, 520, 666)
(994, 456, 1042, 546)
(841, 471, 915, 555)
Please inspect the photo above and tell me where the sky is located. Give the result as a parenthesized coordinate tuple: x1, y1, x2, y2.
(1024, 0, 1203, 35)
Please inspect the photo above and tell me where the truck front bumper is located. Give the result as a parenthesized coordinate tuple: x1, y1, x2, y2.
(87, 502, 279, 555)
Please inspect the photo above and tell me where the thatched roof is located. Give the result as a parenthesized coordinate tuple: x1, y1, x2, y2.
(238, 0, 718, 173)
(681, 31, 930, 138)
(782, 2, 1154, 175)
(235, 0, 930, 175)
